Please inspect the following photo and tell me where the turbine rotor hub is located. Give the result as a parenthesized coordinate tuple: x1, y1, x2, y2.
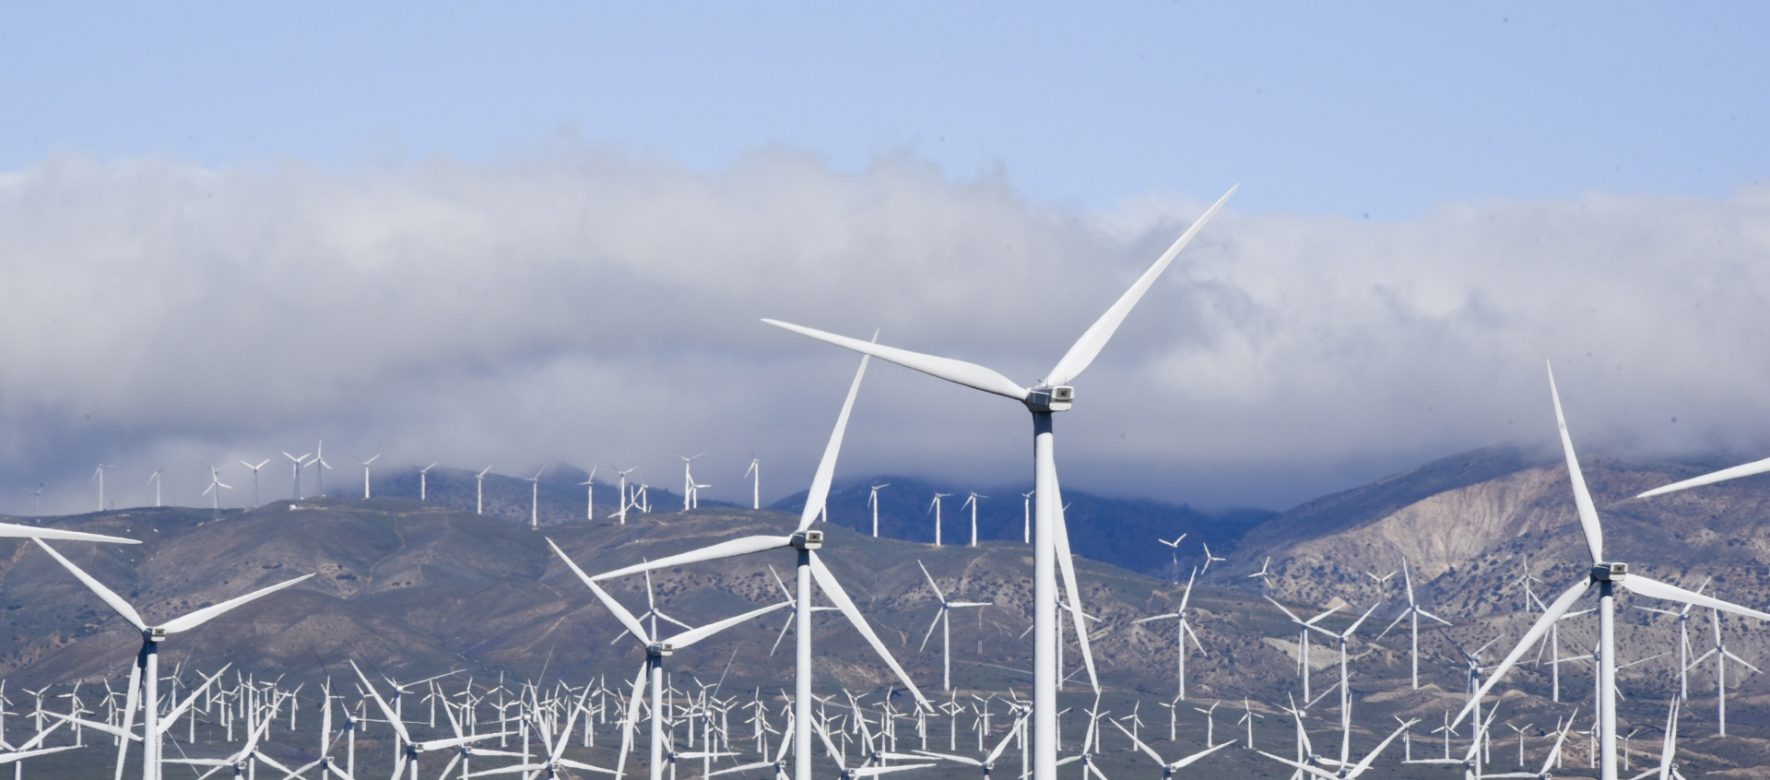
(1024, 385, 1075, 413)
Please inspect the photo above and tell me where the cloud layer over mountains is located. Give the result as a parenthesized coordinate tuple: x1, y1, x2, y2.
(5, 145, 1769, 514)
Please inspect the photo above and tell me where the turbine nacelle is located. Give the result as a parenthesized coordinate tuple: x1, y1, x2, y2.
(647, 641, 675, 658)
(790, 530, 824, 551)
(1590, 562, 1629, 582)
(142, 627, 167, 642)
(1024, 385, 1075, 413)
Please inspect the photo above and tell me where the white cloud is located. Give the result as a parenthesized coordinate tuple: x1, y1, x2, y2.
(4, 146, 1769, 515)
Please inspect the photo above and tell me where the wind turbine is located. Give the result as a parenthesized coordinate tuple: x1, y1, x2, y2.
(1135, 566, 1207, 700)
(746, 458, 762, 510)
(961, 492, 987, 547)
(1249, 557, 1273, 589)
(928, 493, 951, 546)
(1687, 603, 1760, 736)
(312, 440, 332, 496)
(1453, 363, 1770, 780)
(238, 460, 270, 508)
(1259, 713, 1416, 780)
(1635, 576, 1710, 702)
(1157, 534, 1187, 584)
(349, 661, 509, 779)
(282, 451, 311, 500)
(526, 467, 546, 530)
(418, 462, 439, 502)
(1113, 719, 1232, 778)
(146, 471, 161, 508)
(92, 464, 116, 511)
(202, 465, 231, 518)
(609, 466, 638, 524)
(868, 483, 890, 538)
(1200, 542, 1226, 574)
(1374, 558, 1452, 689)
(31, 540, 309, 780)
(764, 189, 1233, 778)
(554, 344, 934, 780)
(1267, 595, 1342, 702)
(356, 454, 380, 499)
(475, 465, 492, 515)
(578, 465, 598, 520)
(918, 561, 991, 691)
(680, 453, 705, 512)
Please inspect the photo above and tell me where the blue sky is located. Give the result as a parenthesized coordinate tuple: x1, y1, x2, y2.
(6, 4, 1770, 514)
(6, 4, 1766, 216)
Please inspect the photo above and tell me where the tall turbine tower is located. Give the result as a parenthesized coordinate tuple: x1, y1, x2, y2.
(578, 466, 598, 520)
(312, 441, 332, 497)
(202, 465, 231, 518)
(745, 458, 762, 510)
(962, 492, 987, 547)
(356, 454, 380, 499)
(147, 471, 162, 508)
(282, 451, 311, 500)
(91, 464, 116, 512)
(765, 185, 1235, 779)
(868, 483, 890, 538)
(526, 467, 546, 530)
(418, 462, 438, 502)
(928, 493, 951, 546)
(474, 466, 492, 515)
(238, 460, 270, 509)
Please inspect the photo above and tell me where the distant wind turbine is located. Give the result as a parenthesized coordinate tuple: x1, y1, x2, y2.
(146, 472, 161, 509)
(746, 458, 762, 511)
(312, 441, 332, 497)
(918, 560, 991, 691)
(525, 467, 546, 529)
(238, 460, 270, 508)
(962, 492, 987, 547)
(928, 493, 951, 547)
(91, 464, 116, 512)
(868, 483, 890, 538)
(202, 465, 231, 518)
(356, 454, 380, 499)
(282, 451, 311, 500)
(474, 465, 492, 515)
(418, 462, 438, 502)
(578, 465, 598, 520)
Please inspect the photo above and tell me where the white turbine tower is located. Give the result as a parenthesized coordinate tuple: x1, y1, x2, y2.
(526, 467, 545, 529)
(92, 464, 116, 512)
(312, 440, 333, 497)
(1135, 566, 1207, 700)
(202, 465, 232, 518)
(762, 187, 1233, 780)
(1375, 558, 1453, 689)
(918, 560, 991, 691)
(1453, 363, 1770, 780)
(746, 458, 762, 511)
(32, 540, 308, 780)
(147, 471, 162, 508)
(928, 493, 951, 547)
(1687, 603, 1759, 736)
(962, 492, 987, 547)
(555, 345, 933, 780)
(680, 453, 704, 512)
(474, 465, 492, 515)
(868, 483, 890, 538)
(238, 460, 270, 508)
(282, 451, 311, 500)
(418, 462, 438, 502)
(578, 465, 598, 520)
(356, 454, 380, 499)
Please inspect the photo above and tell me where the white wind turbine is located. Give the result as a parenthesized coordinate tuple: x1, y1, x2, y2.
(92, 464, 116, 511)
(764, 189, 1232, 778)
(1248, 557, 1273, 589)
(1200, 542, 1226, 574)
(928, 493, 951, 547)
(962, 492, 987, 547)
(238, 460, 270, 508)
(202, 465, 232, 517)
(681, 453, 705, 512)
(1686, 604, 1759, 736)
(474, 465, 492, 515)
(313, 440, 332, 496)
(1374, 558, 1453, 689)
(525, 467, 546, 530)
(1267, 596, 1342, 702)
(418, 462, 439, 502)
(609, 466, 638, 525)
(282, 451, 311, 500)
(868, 483, 890, 538)
(557, 345, 934, 780)
(747, 458, 763, 510)
(1158, 534, 1187, 584)
(918, 560, 991, 692)
(356, 454, 380, 499)
(1261, 711, 1416, 780)
(146, 471, 162, 508)
(32, 540, 309, 780)
(578, 466, 598, 520)
(1135, 566, 1207, 700)
(1635, 576, 1710, 702)
(349, 661, 510, 779)
(1113, 719, 1232, 779)
(1453, 363, 1770, 780)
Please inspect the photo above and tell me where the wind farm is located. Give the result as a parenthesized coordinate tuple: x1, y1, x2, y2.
(7, 4, 1770, 778)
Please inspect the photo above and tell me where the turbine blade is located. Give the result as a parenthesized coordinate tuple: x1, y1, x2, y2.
(348, 661, 411, 744)
(762, 319, 1029, 402)
(1621, 574, 1770, 622)
(809, 555, 933, 711)
(1170, 740, 1232, 769)
(1639, 454, 1770, 499)
(1045, 185, 1236, 386)
(1453, 577, 1592, 728)
(1111, 719, 1165, 766)
(592, 536, 793, 581)
(1051, 481, 1100, 692)
(161, 574, 314, 634)
(1547, 362, 1604, 562)
(0, 522, 137, 544)
(669, 601, 791, 649)
(616, 662, 647, 780)
(31, 539, 147, 630)
(799, 346, 871, 533)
